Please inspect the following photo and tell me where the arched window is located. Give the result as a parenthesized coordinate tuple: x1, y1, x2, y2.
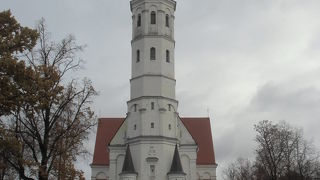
(134, 124, 137, 130)
(136, 50, 140, 62)
(169, 124, 171, 130)
(165, 14, 169, 27)
(166, 50, 170, 62)
(151, 122, 154, 128)
(151, 102, 154, 110)
(151, 11, 156, 24)
(150, 47, 156, 60)
(168, 104, 171, 111)
(137, 14, 141, 27)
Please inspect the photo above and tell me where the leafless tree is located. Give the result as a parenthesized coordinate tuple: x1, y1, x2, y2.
(224, 120, 320, 180)
(223, 158, 256, 180)
(293, 135, 320, 179)
(255, 120, 320, 180)
(254, 120, 297, 180)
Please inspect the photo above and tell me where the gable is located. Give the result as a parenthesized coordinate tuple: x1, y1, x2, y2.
(178, 117, 196, 145)
(110, 119, 127, 145)
(91, 117, 216, 166)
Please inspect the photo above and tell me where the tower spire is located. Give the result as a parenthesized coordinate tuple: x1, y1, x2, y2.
(168, 144, 185, 175)
(121, 145, 136, 174)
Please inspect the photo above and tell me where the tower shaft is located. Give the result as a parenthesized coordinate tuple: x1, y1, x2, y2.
(127, 0, 177, 139)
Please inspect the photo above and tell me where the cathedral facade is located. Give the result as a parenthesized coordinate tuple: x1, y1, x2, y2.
(91, 0, 217, 179)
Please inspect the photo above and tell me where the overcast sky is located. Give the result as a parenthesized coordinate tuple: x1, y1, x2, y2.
(2, 0, 320, 179)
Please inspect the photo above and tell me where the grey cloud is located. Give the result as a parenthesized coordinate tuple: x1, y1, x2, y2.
(250, 83, 320, 113)
(215, 80, 320, 177)
(2, 0, 320, 179)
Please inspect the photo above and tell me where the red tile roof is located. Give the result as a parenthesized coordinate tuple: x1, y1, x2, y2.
(92, 118, 124, 166)
(181, 117, 216, 165)
(91, 117, 216, 166)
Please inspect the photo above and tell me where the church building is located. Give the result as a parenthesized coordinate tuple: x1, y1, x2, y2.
(91, 0, 217, 179)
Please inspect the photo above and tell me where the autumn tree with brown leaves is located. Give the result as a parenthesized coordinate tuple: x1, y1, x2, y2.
(0, 11, 96, 180)
(0, 10, 38, 179)
(0, 10, 38, 117)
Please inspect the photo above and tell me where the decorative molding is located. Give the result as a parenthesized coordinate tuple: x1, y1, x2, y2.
(130, 74, 176, 82)
(132, 34, 175, 44)
(130, 0, 177, 12)
(146, 157, 159, 162)
(127, 96, 178, 105)
(127, 135, 178, 144)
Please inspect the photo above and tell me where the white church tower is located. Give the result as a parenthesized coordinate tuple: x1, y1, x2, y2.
(125, 0, 183, 179)
(91, 0, 217, 179)
(128, 0, 177, 141)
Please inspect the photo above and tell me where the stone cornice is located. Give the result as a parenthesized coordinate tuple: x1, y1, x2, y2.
(127, 96, 178, 104)
(132, 34, 175, 44)
(130, 0, 177, 12)
(126, 135, 178, 144)
(130, 74, 176, 82)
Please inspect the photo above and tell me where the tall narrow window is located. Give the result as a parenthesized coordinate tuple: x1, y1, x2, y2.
(136, 50, 140, 62)
(134, 104, 137, 112)
(169, 124, 171, 130)
(137, 14, 141, 27)
(166, 50, 170, 62)
(151, 102, 154, 110)
(165, 14, 169, 27)
(150, 165, 155, 176)
(168, 104, 171, 111)
(150, 47, 156, 60)
(151, 11, 156, 24)
(134, 124, 137, 130)
(151, 122, 154, 128)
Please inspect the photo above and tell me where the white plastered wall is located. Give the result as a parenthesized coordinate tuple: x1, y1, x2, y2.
(196, 165, 218, 180)
(91, 165, 109, 180)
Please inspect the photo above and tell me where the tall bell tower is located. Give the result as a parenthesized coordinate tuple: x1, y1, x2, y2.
(127, 0, 178, 140)
(91, 1, 217, 179)
(125, 0, 183, 179)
